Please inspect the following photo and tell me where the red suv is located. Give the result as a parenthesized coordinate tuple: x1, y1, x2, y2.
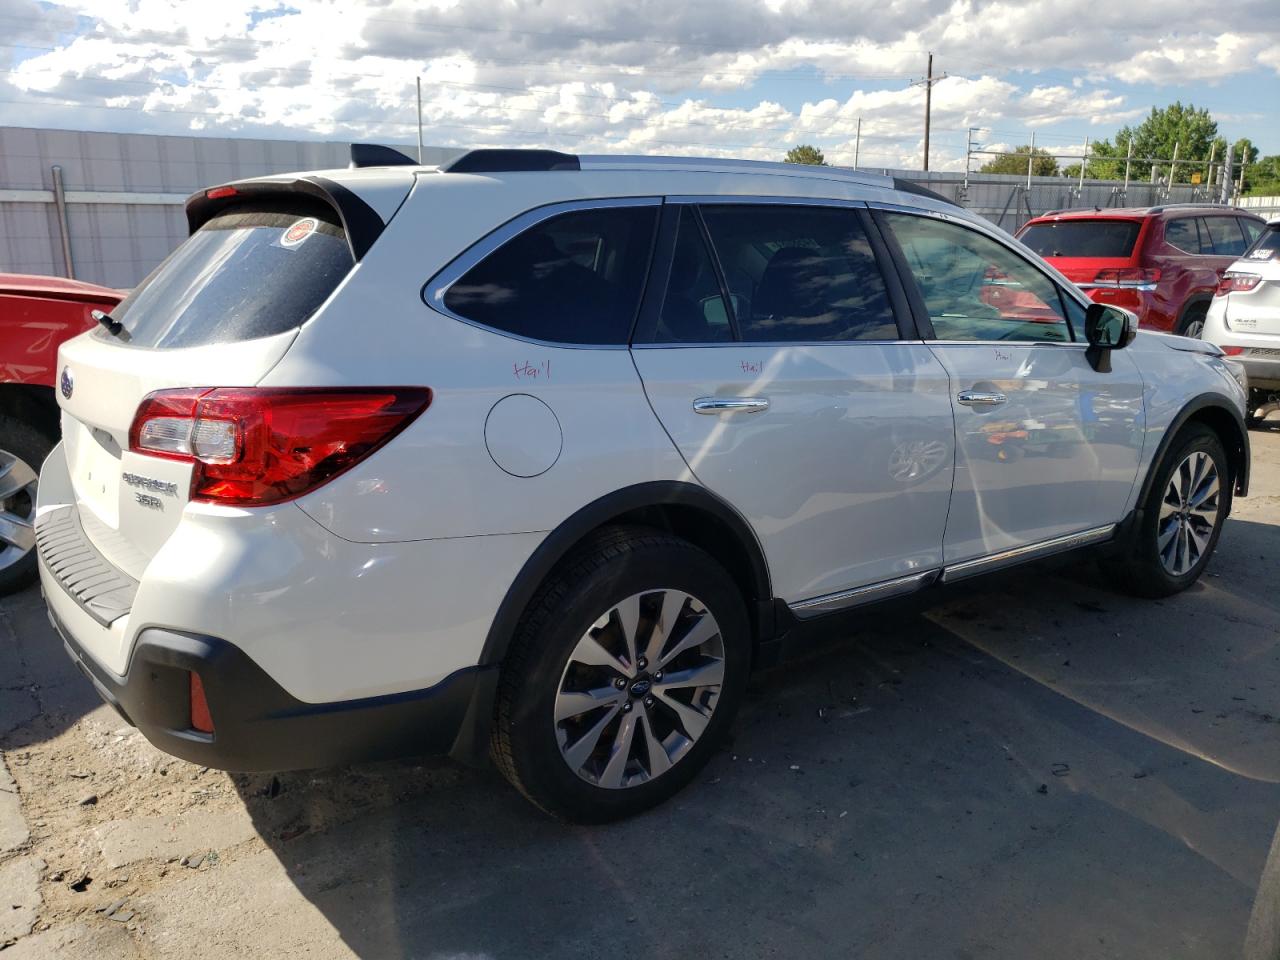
(1017, 205, 1267, 337)
(1, 274, 123, 593)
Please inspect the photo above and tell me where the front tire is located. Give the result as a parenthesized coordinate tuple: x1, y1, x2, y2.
(0, 415, 52, 596)
(1109, 423, 1230, 598)
(491, 528, 749, 823)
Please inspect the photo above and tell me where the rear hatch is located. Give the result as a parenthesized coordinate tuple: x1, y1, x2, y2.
(1017, 216, 1146, 287)
(55, 187, 393, 579)
(1222, 224, 1280, 337)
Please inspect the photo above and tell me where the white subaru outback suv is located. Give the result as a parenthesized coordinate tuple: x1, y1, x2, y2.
(37, 147, 1250, 822)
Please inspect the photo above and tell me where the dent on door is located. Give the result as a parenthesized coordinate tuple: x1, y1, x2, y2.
(633, 342, 955, 603)
(939, 342, 1145, 563)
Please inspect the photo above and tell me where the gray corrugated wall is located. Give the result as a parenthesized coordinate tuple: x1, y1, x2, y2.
(0, 126, 463, 288)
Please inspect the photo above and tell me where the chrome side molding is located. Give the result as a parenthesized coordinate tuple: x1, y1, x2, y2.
(789, 569, 939, 619)
(940, 524, 1117, 582)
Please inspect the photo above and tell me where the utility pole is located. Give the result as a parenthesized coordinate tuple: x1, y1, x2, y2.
(1221, 143, 1235, 205)
(854, 117, 862, 168)
(1206, 141, 1217, 189)
(416, 76, 424, 163)
(910, 53, 946, 171)
(1123, 138, 1134, 196)
(1027, 131, 1036, 191)
(1077, 135, 1090, 193)
(1167, 140, 1179, 195)
(923, 52, 933, 171)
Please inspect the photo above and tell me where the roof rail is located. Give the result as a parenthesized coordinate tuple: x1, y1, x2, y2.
(349, 143, 417, 168)
(578, 154, 893, 187)
(442, 149, 580, 173)
(1146, 201, 1233, 215)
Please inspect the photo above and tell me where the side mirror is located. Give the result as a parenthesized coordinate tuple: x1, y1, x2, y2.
(1084, 303, 1137, 372)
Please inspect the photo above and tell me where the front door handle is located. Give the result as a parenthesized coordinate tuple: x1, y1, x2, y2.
(957, 390, 1008, 407)
(693, 396, 770, 415)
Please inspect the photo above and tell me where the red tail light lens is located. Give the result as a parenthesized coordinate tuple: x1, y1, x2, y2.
(1092, 267, 1161, 291)
(129, 387, 431, 506)
(1221, 346, 1245, 356)
(1217, 272, 1261, 296)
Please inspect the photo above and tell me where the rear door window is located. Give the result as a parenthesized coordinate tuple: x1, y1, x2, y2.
(698, 204, 898, 342)
(110, 201, 355, 349)
(1204, 216, 1249, 257)
(442, 205, 658, 345)
(1164, 217, 1206, 254)
(1241, 219, 1266, 249)
(1018, 220, 1140, 258)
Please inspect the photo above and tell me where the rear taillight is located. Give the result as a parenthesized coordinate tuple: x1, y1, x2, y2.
(1217, 272, 1262, 296)
(1221, 346, 1245, 356)
(128, 387, 431, 506)
(1091, 267, 1161, 291)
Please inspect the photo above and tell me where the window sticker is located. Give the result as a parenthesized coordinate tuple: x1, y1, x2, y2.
(280, 217, 318, 248)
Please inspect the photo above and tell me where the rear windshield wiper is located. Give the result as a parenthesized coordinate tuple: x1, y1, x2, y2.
(91, 309, 129, 340)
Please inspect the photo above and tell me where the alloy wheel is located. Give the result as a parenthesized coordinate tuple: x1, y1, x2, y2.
(554, 589, 724, 789)
(1157, 450, 1220, 576)
(0, 449, 37, 574)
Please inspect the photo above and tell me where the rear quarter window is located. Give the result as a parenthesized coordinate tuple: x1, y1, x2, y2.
(110, 201, 354, 349)
(440, 205, 658, 345)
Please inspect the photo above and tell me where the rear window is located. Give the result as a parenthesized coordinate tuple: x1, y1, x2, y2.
(1245, 224, 1280, 261)
(109, 201, 354, 349)
(1018, 220, 1140, 258)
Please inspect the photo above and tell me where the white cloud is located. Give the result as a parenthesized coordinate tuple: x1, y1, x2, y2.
(1, 0, 1277, 168)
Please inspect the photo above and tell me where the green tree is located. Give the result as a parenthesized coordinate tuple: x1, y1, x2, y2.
(1111, 102, 1219, 183)
(784, 144, 827, 165)
(1242, 154, 1280, 196)
(978, 145, 1059, 177)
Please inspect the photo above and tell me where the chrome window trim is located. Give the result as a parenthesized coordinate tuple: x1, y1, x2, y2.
(631, 339, 922, 350)
(421, 196, 662, 351)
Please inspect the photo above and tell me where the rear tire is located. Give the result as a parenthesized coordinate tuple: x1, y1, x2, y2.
(1176, 302, 1208, 339)
(0, 415, 53, 596)
(1106, 423, 1230, 598)
(491, 527, 749, 823)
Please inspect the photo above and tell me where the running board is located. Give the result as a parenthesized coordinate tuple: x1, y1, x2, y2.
(786, 523, 1117, 618)
(939, 524, 1117, 583)
(789, 569, 939, 619)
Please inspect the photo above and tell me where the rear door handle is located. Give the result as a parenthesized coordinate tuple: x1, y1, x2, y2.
(957, 390, 1007, 407)
(693, 397, 770, 415)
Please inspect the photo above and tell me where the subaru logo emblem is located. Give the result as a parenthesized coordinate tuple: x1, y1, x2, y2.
(60, 366, 74, 400)
(630, 679, 652, 697)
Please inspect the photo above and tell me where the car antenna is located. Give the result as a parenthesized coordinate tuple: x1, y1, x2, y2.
(91, 309, 127, 338)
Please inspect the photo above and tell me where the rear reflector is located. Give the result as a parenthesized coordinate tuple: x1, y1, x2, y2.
(1217, 272, 1262, 296)
(190, 673, 214, 733)
(129, 387, 432, 506)
(1221, 346, 1245, 356)
(1091, 267, 1160, 291)
(205, 186, 238, 200)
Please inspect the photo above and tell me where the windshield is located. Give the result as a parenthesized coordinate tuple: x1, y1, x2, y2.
(108, 201, 354, 349)
(1019, 219, 1141, 259)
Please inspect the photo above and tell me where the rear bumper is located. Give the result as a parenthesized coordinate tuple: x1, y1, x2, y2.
(49, 604, 496, 772)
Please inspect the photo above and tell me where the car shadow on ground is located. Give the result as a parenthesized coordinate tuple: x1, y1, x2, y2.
(0, 584, 103, 752)
(226, 523, 1280, 960)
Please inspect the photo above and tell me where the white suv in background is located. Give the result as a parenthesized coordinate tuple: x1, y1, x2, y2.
(38, 147, 1251, 822)
(1202, 218, 1280, 425)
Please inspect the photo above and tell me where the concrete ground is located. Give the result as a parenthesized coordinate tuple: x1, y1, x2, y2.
(3, 424, 1280, 959)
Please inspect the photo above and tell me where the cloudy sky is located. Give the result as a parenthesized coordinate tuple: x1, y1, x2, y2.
(1, 0, 1277, 171)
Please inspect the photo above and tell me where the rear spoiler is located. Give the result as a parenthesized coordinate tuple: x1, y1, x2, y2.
(184, 177, 386, 261)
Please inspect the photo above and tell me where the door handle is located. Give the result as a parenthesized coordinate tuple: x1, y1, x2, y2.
(957, 390, 1008, 407)
(693, 397, 770, 415)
